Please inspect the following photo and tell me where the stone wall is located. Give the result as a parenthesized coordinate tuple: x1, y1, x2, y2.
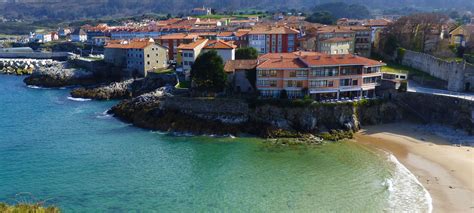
(401, 50, 474, 92)
(0, 52, 69, 60)
(395, 92, 474, 134)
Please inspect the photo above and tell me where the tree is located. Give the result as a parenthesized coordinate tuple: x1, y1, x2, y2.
(236, 47, 258, 60)
(306, 11, 334, 25)
(190, 50, 227, 92)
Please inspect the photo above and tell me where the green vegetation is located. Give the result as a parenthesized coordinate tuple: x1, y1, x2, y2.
(396, 47, 406, 63)
(0, 203, 60, 213)
(306, 2, 370, 24)
(235, 47, 258, 60)
(248, 96, 386, 109)
(382, 63, 441, 81)
(175, 81, 191, 89)
(318, 130, 354, 141)
(149, 68, 175, 75)
(190, 50, 227, 92)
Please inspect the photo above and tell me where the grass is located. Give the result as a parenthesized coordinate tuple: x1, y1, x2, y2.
(176, 81, 191, 89)
(0, 203, 60, 213)
(382, 63, 441, 81)
(440, 57, 464, 63)
(149, 68, 175, 75)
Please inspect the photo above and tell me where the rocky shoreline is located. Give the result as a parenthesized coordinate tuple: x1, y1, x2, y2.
(107, 87, 401, 141)
(24, 62, 99, 87)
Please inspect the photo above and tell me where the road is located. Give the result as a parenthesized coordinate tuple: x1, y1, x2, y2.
(408, 81, 474, 101)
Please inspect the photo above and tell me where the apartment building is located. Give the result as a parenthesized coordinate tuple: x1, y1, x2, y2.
(156, 33, 200, 61)
(104, 39, 168, 77)
(315, 26, 355, 55)
(256, 51, 385, 100)
(248, 26, 299, 54)
(348, 26, 372, 57)
(178, 39, 236, 78)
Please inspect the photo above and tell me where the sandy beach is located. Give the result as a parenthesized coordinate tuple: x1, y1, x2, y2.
(355, 123, 474, 213)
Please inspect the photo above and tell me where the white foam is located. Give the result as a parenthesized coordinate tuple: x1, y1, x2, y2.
(27, 85, 47, 89)
(96, 110, 112, 119)
(67, 97, 92, 102)
(384, 153, 433, 213)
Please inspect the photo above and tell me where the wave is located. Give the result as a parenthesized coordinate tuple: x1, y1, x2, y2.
(67, 97, 92, 102)
(27, 85, 48, 89)
(384, 153, 433, 213)
(96, 110, 112, 119)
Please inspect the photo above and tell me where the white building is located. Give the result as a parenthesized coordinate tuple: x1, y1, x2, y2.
(71, 28, 87, 42)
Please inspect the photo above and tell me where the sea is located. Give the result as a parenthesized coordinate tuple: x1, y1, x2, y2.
(0, 75, 432, 212)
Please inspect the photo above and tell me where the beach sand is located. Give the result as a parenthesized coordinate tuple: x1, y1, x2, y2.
(355, 123, 474, 213)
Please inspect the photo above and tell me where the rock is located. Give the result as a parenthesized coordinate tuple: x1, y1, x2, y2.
(24, 62, 97, 87)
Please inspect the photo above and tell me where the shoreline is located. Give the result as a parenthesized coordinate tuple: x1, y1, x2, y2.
(354, 123, 474, 213)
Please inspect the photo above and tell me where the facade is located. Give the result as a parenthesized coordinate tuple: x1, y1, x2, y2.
(156, 33, 200, 61)
(349, 26, 372, 57)
(177, 39, 208, 74)
(315, 26, 355, 55)
(318, 37, 354, 55)
(33, 33, 52, 43)
(248, 26, 299, 54)
(71, 28, 87, 42)
(191, 7, 212, 16)
(92, 36, 110, 46)
(177, 39, 236, 77)
(449, 24, 474, 48)
(104, 39, 168, 77)
(255, 51, 385, 100)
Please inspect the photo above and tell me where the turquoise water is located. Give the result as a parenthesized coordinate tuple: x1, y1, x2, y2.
(0, 75, 429, 212)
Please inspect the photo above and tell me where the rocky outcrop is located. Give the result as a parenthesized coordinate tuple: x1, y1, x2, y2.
(70, 73, 178, 100)
(110, 95, 402, 139)
(0, 59, 57, 75)
(71, 79, 134, 100)
(24, 62, 97, 87)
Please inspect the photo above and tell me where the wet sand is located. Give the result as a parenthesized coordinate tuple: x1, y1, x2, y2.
(355, 123, 474, 213)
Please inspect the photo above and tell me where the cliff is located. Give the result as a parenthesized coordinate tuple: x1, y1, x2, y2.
(110, 92, 402, 139)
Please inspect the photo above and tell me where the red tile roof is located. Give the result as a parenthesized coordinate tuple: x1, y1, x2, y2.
(257, 51, 385, 69)
(204, 40, 237, 49)
(157, 33, 200, 40)
(177, 39, 208, 50)
(248, 26, 299, 35)
(224, 60, 258, 73)
(320, 37, 353, 43)
(105, 40, 154, 49)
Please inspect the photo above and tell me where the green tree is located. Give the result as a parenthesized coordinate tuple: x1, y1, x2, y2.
(383, 35, 399, 56)
(305, 11, 335, 25)
(190, 50, 227, 92)
(236, 47, 258, 60)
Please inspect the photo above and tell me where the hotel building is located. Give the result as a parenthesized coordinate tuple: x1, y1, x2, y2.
(256, 52, 385, 99)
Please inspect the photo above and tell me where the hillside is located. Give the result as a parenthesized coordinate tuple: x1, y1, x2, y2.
(0, 0, 473, 20)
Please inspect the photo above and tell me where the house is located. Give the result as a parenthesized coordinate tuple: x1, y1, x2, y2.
(347, 26, 372, 57)
(58, 28, 71, 37)
(50, 32, 59, 41)
(92, 36, 110, 46)
(33, 33, 52, 43)
(255, 51, 385, 100)
(177, 39, 237, 79)
(224, 59, 258, 93)
(71, 28, 88, 42)
(314, 26, 355, 55)
(177, 39, 209, 76)
(248, 26, 299, 54)
(104, 39, 168, 77)
(449, 24, 474, 48)
(191, 7, 212, 16)
(201, 40, 236, 62)
(156, 33, 201, 61)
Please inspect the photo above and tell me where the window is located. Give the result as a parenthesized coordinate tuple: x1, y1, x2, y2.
(363, 76, 381, 84)
(340, 79, 352, 86)
(285, 80, 303, 88)
(289, 71, 296, 77)
(257, 80, 277, 87)
(147, 54, 150, 58)
(310, 80, 333, 88)
(258, 70, 277, 77)
(352, 80, 358, 86)
(310, 68, 337, 77)
(147, 61, 150, 65)
(296, 70, 307, 77)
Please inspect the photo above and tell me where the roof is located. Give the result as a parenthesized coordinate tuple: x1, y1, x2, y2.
(217, 31, 234, 37)
(451, 24, 474, 35)
(224, 60, 258, 73)
(320, 37, 353, 43)
(105, 40, 154, 49)
(257, 51, 385, 69)
(72, 28, 86, 35)
(203, 40, 237, 49)
(157, 33, 200, 40)
(248, 26, 299, 35)
(365, 19, 392, 27)
(177, 39, 208, 50)
(316, 26, 354, 34)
